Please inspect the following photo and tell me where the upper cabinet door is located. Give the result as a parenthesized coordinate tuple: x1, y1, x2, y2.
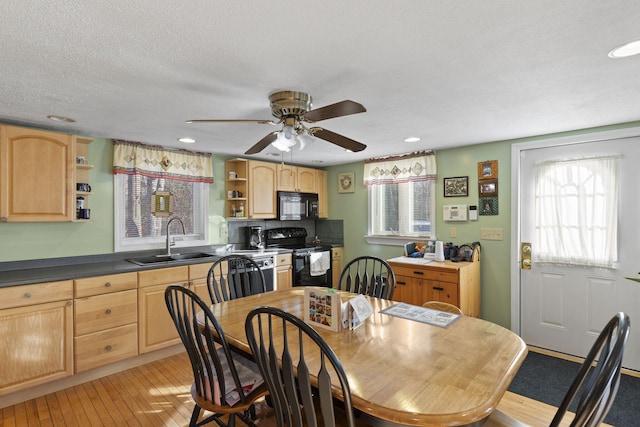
(0, 125, 75, 222)
(315, 169, 328, 218)
(297, 167, 316, 193)
(248, 160, 277, 218)
(277, 164, 298, 191)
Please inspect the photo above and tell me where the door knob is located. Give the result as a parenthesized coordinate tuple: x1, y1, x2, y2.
(521, 242, 532, 270)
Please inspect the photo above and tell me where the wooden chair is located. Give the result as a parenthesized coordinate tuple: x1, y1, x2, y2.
(245, 306, 357, 427)
(165, 285, 268, 427)
(485, 312, 630, 427)
(337, 256, 396, 300)
(207, 254, 267, 304)
(422, 301, 463, 315)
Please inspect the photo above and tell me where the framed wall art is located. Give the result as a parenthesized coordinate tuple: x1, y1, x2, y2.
(479, 197, 499, 215)
(478, 178, 498, 197)
(444, 176, 469, 197)
(337, 172, 355, 193)
(478, 160, 498, 179)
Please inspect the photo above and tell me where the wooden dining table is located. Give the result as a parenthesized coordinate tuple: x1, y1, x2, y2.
(205, 288, 527, 427)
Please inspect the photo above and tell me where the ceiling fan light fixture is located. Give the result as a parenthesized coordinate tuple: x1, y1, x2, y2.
(297, 131, 314, 150)
(283, 125, 296, 140)
(272, 132, 295, 152)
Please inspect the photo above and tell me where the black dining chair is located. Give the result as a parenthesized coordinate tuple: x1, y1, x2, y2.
(165, 285, 268, 427)
(485, 312, 630, 427)
(337, 256, 396, 300)
(245, 306, 357, 427)
(207, 254, 267, 304)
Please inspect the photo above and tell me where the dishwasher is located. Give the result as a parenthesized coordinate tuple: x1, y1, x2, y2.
(227, 254, 275, 292)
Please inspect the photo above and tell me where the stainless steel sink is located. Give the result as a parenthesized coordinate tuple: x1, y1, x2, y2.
(127, 252, 215, 266)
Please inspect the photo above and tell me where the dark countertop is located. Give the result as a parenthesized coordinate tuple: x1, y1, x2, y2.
(0, 246, 292, 288)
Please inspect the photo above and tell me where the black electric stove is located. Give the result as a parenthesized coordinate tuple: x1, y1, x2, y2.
(265, 227, 333, 287)
(265, 227, 332, 252)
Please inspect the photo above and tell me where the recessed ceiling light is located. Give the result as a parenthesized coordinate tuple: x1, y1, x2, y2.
(311, 160, 324, 163)
(178, 137, 196, 143)
(608, 39, 640, 58)
(47, 115, 75, 123)
(404, 137, 421, 143)
(265, 152, 281, 157)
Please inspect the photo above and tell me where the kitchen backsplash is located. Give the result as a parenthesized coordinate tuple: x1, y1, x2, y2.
(227, 219, 343, 247)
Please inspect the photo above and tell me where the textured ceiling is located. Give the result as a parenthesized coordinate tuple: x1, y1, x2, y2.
(1, 1, 640, 166)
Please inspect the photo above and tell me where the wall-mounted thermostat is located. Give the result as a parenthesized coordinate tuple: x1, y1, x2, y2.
(443, 204, 467, 221)
(469, 205, 478, 221)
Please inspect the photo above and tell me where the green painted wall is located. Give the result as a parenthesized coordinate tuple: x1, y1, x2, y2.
(326, 142, 512, 327)
(326, 120, 640, 327)
(0, 138, 228, 262)
(3, 121, 640, 326)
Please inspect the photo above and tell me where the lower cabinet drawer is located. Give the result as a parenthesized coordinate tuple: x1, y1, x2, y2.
(74, 323, 138, 373)
(74, 289, 138, 336)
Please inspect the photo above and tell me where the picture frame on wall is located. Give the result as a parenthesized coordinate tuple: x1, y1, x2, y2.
(478, 160, 498, 179)
(479, 197, 499, 215)
(444, 176, 469, 197)
(337, 172, 355, 193)
(478, 178, 498, 197)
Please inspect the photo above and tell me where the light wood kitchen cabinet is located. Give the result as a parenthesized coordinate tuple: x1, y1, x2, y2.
(73, 272, 138, 373)
(0, 280, 74, 396)
(138, 266, 189, 354)
(0, 125, 75, 222)
(188, 262, 214, 303)
(316, 169, 328, 218)
(226, 158, 329, 219)
(277, 165, 316, 193)
(331, 247, 343, 288)
(248, 160, 277, 218)
(388, 250, 480, 317)
(275, 253, 292, 289)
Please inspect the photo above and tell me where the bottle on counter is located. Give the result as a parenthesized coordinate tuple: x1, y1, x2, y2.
(231, 204, 236, 217)
(238, 202, 245, 217)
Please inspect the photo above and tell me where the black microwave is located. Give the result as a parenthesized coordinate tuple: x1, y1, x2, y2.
(277, 191, 319, 220)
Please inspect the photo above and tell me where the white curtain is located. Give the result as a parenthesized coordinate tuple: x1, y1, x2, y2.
(535, 156, 620, 268)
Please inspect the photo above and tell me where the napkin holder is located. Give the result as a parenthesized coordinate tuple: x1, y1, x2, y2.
(341, 294, 373, 330)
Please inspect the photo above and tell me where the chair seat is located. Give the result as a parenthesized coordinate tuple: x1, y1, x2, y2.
(193, 348, 266, 408)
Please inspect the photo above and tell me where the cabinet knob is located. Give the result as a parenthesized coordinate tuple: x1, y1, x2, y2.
(105, 282, 112, 287)
(105, 345, 112, 351)
(0, 217, 7, 223)
(66, 301, 73, 307)
(24, 292, 32, 298)
(105, 309, 112, 315)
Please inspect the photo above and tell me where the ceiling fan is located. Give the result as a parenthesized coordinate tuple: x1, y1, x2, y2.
(186, 90, 367, 155)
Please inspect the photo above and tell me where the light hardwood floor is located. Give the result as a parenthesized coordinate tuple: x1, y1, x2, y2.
(0, 350, 608, 427)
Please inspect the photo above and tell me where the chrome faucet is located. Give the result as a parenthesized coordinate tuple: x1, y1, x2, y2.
(165, 217, 186, 256)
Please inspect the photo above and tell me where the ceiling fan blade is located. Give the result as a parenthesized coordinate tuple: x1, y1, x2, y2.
(311, 128, 367, 152)
(303, 100, 366, 122)
(245, 132, 278, 154)
(186, 119, 275, 124)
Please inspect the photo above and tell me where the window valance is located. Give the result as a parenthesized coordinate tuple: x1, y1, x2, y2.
(112, 140, 214, 183)
(363, 151, 436, 186)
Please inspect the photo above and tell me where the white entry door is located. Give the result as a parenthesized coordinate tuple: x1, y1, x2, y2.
(519, 136, 640, 370)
